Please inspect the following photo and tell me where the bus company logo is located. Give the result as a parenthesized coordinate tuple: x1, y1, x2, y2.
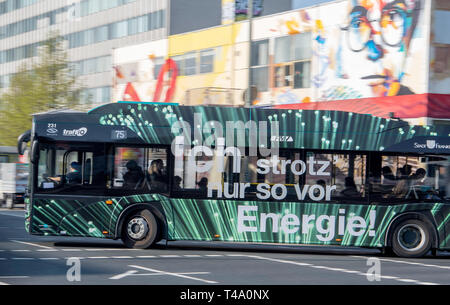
(46, 123, 58, 136)
(414, 140, 450, 150)
(271, 136, 293, 142)
(63, 127, 88, 137)
(47, 127, 58, 134)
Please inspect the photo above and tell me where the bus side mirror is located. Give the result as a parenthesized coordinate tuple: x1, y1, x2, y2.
(30, 140, 39, 164)
(17, 130, 31, 155)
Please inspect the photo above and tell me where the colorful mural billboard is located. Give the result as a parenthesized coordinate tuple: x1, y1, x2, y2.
(112, 0, 449, 119)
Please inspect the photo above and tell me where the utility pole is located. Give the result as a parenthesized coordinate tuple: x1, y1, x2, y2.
(245, 0, 253, 108)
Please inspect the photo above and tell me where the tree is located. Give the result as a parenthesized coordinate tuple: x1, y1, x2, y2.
(0, 32, 84, 146)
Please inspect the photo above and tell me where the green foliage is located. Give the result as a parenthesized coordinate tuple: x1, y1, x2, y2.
(0, 32, 83, 146)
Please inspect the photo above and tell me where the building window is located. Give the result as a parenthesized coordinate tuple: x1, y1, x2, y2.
(171, 48, 216, 77)
(171, 54, 185, 76)
(184, 52, 197, 76)
(0, 9, 166, 64)
(153, 57, 165, 79)
(273, 33, 311, 89)
(294, 61, 310, 89)
(200, 49, 215, 74)
(251, 39, 269, 92)
(274, 36, 290, 64)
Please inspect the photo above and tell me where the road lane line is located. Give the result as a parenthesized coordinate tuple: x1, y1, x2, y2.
(87, 256, 109, 259)
(84, 248, 130, 251)
(129, 265, 218, 284)
(245, 255, 439, 285)
(0, 212, 24, 218)
(110, 271, 210, 280)
(111, 256, 134, 259)
(110, 270, 138, 280)
(350, 256, 450, 270)
(11, 240, 55, 250)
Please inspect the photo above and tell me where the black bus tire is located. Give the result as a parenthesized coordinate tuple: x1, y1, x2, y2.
(121, 209, 158, 249)
(391, 219, 432, 258)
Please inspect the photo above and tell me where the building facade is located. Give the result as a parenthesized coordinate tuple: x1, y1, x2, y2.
(0, 0, 168, 105)
(113, 0, 449, 126)
(1, 0, 448, 125)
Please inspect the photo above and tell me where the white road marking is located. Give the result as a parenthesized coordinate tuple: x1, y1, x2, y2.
(83, 248, 127, 251)
(111, 256, 134, 259)
(129, 265, 218, 284)
(11, 240, 55, 250)
(0, 212, 24, 218)
(110, 270, 210, 280)
(86, 256, 109, 259)
(136, 256, 156, 258)
(245, 255, 439, 285)
(350, 256, 450, 270)
(38, 258, 59, 260)
(110, 270, 139, 280)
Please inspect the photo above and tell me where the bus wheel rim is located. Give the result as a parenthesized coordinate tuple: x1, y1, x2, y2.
(397, 224, 425, 252)
(127, 217, 149, 240)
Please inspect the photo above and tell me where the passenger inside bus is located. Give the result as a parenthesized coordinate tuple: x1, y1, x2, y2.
(146, 159, 168, 192)
(340, 177, 360, 197)
(197, 177, 208, 194)
(173, 176, 182, 191)
(410, 168, 426, 185)
(122, 160, 145, 189)
(392, 165, 412, 198)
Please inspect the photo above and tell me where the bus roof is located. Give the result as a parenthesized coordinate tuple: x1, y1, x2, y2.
(32, 102, 450, 154)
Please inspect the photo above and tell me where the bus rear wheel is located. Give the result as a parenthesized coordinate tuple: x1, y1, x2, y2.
(121, 209, 158, 249)
(391, 219, 432, 258)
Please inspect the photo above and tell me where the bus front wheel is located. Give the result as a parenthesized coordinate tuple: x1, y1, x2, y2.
(121, 209, 158, 249)
(391, 219, 432, 258)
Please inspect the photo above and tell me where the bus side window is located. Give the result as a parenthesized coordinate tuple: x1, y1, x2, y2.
(371, 154, 450, 201)
(108, 147, 168, 194)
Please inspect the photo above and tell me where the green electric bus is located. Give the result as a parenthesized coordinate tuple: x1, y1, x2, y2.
(19, 102, 450, 257)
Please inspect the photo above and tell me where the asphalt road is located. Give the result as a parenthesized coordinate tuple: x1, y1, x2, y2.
(0, 209, 449, 287)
